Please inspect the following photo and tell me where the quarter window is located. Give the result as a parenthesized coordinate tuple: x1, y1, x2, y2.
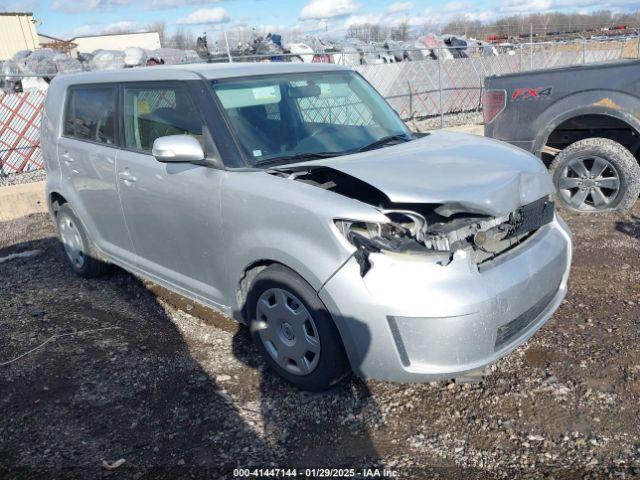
(64, 87, 116, 144)
(123, 85, 204, 153)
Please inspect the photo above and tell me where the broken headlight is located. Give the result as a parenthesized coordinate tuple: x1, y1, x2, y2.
(334, 210, 428, 253)
(335, 214, 440, 277)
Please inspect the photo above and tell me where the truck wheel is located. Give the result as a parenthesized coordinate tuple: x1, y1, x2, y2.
(55, 204, 112, 278)
(244, 264, 350, 391)
(550, 138, 640, 213)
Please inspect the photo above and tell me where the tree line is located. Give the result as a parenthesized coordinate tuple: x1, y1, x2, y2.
(441, 10, 640, 40)
(108, 10, 640, 50)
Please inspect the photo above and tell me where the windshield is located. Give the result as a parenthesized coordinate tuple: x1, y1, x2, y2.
(211, 71, 412, 167)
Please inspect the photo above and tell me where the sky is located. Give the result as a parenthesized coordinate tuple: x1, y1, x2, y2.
(2, 0, 640, 40)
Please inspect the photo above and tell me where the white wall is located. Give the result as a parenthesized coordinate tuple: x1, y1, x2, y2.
(71, 32, 161, 55)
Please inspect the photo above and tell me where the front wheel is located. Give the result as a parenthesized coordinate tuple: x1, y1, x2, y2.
(550, 138, 640, 213)
(244, 265, 350, 391)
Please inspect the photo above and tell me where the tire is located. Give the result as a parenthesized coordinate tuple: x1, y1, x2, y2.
(550, 138, 640, 213)
(55, 203, 112, 278)
(244, 264, 350, 391)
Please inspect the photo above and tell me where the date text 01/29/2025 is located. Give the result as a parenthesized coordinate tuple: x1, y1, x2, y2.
(233, 468, 399, 478)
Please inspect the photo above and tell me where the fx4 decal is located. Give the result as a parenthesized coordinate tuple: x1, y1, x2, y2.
(511, 87, 553, 101)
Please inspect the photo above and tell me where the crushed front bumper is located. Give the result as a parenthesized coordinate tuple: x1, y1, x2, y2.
(319, 215, 572, 382)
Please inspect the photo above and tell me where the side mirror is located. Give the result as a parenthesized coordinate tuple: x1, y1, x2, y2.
(152, 135, 205, 163)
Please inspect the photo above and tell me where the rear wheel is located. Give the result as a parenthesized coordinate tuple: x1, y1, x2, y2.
(550, 138, 640, 213)
(244, 264, 350, 391)
(55, 204, 111, 278)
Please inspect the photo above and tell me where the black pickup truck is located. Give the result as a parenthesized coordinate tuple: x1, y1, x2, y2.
(484, 60, 640, 213)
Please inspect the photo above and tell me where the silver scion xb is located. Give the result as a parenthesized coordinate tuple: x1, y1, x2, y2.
(42, 63, 572, 391)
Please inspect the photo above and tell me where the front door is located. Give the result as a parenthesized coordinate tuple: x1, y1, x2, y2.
(115, 82, 227, 309)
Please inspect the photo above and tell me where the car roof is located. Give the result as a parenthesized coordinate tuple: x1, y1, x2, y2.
(51, 62, 350, 87)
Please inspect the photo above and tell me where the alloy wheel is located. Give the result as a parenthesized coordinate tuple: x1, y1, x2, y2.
(556, 155, 621, 212)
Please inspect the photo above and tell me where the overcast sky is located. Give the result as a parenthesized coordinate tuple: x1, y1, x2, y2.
(3, 0, 640, 39)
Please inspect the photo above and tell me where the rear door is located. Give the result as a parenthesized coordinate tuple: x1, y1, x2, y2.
(58, 85, 134, 263)
(115, 81, 227, 308)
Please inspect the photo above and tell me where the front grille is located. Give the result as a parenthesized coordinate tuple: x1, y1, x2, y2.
(494, 284, 560, 350)
(508, 196, 555, 238)
(475, 197, 555, 266)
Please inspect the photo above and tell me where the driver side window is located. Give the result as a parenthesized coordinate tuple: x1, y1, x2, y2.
(123, 85, 204, 153)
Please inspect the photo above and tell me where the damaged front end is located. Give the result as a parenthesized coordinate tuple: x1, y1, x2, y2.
(335, 196, 555, 275)
(271, 166, 556, 276)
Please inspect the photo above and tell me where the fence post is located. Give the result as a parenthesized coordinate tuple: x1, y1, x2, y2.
(519, 44, 523, 71)
(437, 48, 444, 129)
(468, 56, 483, 113)
(582, 38, 587, 64)
(407, 80, 413, 119)
(529, 23, 533, 70)
(223, 29, 232, 63)
(637, 29, 640, 59)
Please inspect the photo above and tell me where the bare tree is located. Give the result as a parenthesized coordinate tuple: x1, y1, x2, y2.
(148, 21, 166, 46)
(165, 26, 196, 50)
(347, 23, 389, 42)
(441, 10, 639, 40)
(391, 20, 410, 41)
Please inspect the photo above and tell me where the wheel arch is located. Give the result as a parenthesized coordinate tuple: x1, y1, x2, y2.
(235, 259, 278, 322)
(234, 258, 356, 370)
(48, 191, 68, 216)
(533, 91, 640, 157)
(234, 258, 330, 320)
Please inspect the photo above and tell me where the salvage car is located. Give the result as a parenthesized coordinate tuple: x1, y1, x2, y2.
(484, 60, 640, 213)
(42, 63, 572, 390)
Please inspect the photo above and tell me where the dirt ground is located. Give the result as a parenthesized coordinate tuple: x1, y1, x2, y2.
(1, 205, 639, 479)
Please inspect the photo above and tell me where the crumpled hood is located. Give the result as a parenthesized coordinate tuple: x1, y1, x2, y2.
(297, 131, 555, 216)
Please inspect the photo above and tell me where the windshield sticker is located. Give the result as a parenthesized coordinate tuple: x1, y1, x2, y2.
(319, 84, 332, 97)
(252, 149, 263, 157)
(216, 85, 281, 108)
(253, 86, 279, 102)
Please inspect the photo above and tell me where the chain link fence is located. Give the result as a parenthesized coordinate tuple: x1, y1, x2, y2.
(358, 38, 632, 128)
(1, 37, 637, 175)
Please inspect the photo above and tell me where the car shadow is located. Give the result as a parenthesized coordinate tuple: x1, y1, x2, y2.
(231, 323, 383, 471)
(0, 233, 275, 479)
(615, 214, 640, 240)
(1, 219, 383, 477)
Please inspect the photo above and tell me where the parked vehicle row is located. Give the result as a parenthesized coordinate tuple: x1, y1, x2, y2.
(194, 32, 499, 65)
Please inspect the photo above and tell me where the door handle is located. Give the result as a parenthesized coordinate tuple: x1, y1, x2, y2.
(60, 151, 73, 164)
(118, 170, 137, 183)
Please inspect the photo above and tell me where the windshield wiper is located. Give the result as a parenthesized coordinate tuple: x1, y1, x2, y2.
(357, 134, 413, 153)
(254, 134, 414, 167)
(254, 152, 342, 167)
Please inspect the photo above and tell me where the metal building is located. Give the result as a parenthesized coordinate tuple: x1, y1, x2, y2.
(0, 12, 39, 61)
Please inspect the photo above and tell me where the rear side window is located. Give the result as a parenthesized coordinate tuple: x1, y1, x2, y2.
(64, 87, 116, 145)
(123, 85, 204, 153)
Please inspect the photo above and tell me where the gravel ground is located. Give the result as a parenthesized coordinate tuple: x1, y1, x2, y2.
(412, 112, 484, 132)
(0, 170, 47, 187)
(0, 205, 639, 479)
